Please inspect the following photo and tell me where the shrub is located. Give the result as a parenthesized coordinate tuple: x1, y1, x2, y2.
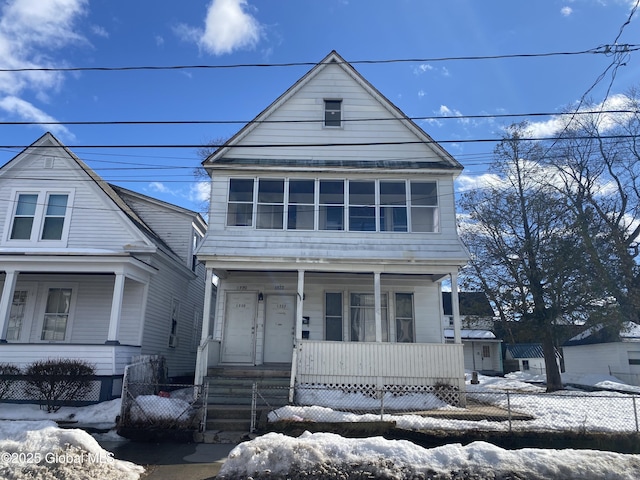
(23, 359, 96, 412)
(0, 363, 20, 400)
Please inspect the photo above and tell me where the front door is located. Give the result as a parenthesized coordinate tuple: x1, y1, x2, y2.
(263, 294, 295, 363)
(221, 292, 257, 364)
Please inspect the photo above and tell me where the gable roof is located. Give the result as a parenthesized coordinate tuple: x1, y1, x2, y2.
(504, 343, 545, 359)
(0, 132, 197, 259)
(442, 292, 495, 317)
(563, 321, 640, 346)
(204, 50, 462, 170)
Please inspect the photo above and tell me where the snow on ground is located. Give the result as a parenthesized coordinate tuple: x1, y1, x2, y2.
(0, 420, 143, 480)
(270, 372, 640, 433)
(217, 431, 640, 480)
(0, 398, 121, 428)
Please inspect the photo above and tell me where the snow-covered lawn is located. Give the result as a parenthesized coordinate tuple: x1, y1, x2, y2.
(269, 372, 640, 434)
(218, 431, 640, 480)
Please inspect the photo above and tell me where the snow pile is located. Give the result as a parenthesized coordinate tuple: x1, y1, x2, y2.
(0, 420, 143, 480)
(218, 431, 640, 480)
(129, 395, 191, 422)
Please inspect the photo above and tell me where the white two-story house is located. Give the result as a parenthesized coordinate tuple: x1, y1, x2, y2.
(195, 51, 469, 400)
(0, 133, 208, 401)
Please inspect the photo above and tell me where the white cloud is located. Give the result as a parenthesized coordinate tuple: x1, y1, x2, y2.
(0, 95, 73, 138)
(0, 0, 88, 138)
(190, 181, 211, 203)
(527, 93, 633, 139)
(176, 0, 262, 56)
(148, 182, 173, 194)
(561, 6, 573, 16)
(413, 64, 433, 75)
(456, 173, 503, 192)
(90, 24, 109, 38)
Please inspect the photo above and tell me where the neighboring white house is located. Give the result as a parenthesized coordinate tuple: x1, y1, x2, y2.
(194, 51, 470, 400)
(442, 292, 502, 374)
(563, 322, 640, 387)
(0, 133, 208, 401)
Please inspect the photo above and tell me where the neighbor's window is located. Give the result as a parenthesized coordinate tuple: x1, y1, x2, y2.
(348, 181, 376, 232)
(319, 180, 344, 230)
(7, 290, 29, 341)
(324, 292, 343, 341)
(288, 179, 315, 230)
(41, 288, 72, 341)
(41, 194, 68, 240)
(10, 194, 38, 240)
(395, 293, 414, 343)
(482, 345, 491, 358)
(380, 181, 408, 232)
(227, 179, 254, 226)
(324, 100, 342, 127)
(350, 293, 388, 342)
(410, 181, 439, 232)
(522, 360, 530, 371)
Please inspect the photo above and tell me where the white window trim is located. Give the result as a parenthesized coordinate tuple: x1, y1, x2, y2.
(6, 282, 37, 343)
(35, 283, 78, 343)
(225, 178, 441, 233)
(3, 188, 75, 247)
(323, 99, 343, 129)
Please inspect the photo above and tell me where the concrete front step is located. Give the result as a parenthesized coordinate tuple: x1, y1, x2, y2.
(206, 375, 291, 406)
(206, 405, 271, 432)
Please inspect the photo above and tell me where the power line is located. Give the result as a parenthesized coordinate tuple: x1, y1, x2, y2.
(2, 133, 638, 150)
(1, 109, 637, 127)
(0, 45, 636, 73)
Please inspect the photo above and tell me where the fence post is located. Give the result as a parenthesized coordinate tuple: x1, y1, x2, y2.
(250, 382, 257, 433)
(634, 396, 639, 433)
(506, 391, 512, 433)
(380, 388, 385, 422)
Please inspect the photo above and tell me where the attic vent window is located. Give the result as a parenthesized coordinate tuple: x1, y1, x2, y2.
(44, 157, 54, 169)
(324, 99, 342, 127)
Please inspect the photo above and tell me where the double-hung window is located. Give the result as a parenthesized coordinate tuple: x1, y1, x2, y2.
(7, 191, 71, 244)
(324, 100, 342, 127)
(380, 181, 408, 232)
(227, 179, 254, 226)
(395, 293, 415, 342)
(257, 179, 285, 229)
(324, 292, 343, 341)
(410, 181, 439, 232)
(350, 293, 388, 342)
(319, 180, 344, 230)
(348, 181, 376, 231)
(288, 180, 315, 230)
(41, 287, 72, 341)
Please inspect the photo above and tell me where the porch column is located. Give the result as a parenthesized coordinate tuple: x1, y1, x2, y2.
(450, 271, 462, 344)
(195, 266, 215, 386)
(374, 271, 382, 342)
(295, 269, 305, 340)
(106, 273, 125, 344)
(200, 267, 215, 344)
(0, 269, 18, 343)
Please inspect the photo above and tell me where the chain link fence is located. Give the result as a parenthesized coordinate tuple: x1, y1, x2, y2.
(260, 384, 640, 435)
(118, 358, 207, 432)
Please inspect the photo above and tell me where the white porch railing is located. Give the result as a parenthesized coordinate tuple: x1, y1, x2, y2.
(295, 340, 465, 391)
(0, 344, 141, 376)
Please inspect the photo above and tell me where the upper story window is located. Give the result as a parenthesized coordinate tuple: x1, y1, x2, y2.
(257, 179, 284, 229)
(225, 178, 439, 233)
(324, 100, 342, 127)
(410, 181, 439, 232)
(227, 178, 254, 226)
(288, 179, 315, 230)
(6, 190, 73, 244)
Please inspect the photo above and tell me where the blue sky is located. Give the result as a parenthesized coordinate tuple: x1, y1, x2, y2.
(0, 0, 639, 214)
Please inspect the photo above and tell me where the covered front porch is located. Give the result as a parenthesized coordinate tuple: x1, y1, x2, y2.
(195, 262, 466, 399)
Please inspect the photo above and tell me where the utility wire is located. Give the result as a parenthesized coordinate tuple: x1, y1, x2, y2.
(0, 46, 633, 73)
(1, 109, 638, 126)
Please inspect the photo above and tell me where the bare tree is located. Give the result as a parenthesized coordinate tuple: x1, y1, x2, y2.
(460, 122, 590, 391)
